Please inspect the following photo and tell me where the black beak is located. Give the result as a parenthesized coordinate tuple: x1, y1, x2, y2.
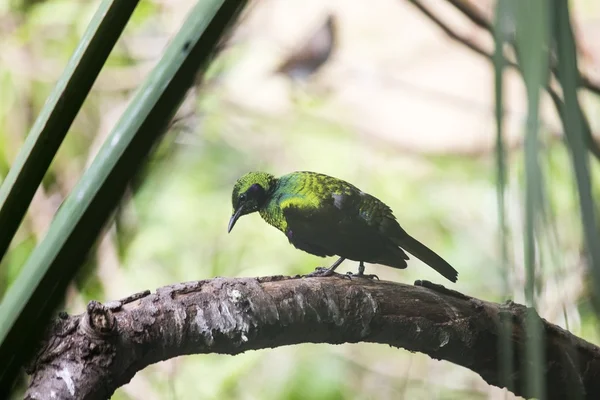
(227, 206, 244, 233)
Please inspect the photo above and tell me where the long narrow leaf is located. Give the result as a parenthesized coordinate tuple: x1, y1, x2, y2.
(0, 0, 140, 265)
(553, 0, 600, 313)
(513, 0, 551, 397)
(0, 0, 248, 394)
(493, 0, 513, 390)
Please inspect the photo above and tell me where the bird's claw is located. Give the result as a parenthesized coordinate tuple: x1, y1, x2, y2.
(345, 271, 380, 280)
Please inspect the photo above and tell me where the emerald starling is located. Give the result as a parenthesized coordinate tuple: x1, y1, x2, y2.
(228, 171, 458, 282)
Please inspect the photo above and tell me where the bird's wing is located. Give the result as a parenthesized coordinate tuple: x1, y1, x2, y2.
(281, 188, 408, 261)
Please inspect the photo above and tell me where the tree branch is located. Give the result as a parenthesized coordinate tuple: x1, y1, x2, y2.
(24, 275, 600, 400)
(443, 0, 600, 96)
(406, 0, 600, 161)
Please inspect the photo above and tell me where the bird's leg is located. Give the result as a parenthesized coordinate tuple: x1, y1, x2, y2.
(346, 262, 379, 280)
(328, 257, 346, 273)
(357, 262, 366, 275)
(304, 257, 347, 278)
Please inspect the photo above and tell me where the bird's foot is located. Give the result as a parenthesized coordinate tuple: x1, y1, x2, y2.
(345, 262, 379, 280)
(304, 267, 350, 279)
(346, 271, 379, 280)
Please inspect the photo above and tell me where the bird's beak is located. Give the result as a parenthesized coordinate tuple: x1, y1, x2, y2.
(227, 206, 244, 233)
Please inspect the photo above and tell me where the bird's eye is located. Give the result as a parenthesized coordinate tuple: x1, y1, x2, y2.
(239, 193, 247, 202)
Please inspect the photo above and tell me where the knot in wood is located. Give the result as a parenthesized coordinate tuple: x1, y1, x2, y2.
(85, 300, 116, 337)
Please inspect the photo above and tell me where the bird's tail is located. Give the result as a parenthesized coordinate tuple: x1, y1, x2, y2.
(397, 234, 458, 282)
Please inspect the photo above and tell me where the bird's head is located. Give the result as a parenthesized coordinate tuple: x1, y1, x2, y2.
(228, 172, 276, 233)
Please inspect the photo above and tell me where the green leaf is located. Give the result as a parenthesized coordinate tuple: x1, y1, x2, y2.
(0, 0, 248, 394)
(0, 0, 140, 264)
(493, 0, 509, 293)
(513, 0, 551, 397)
(553, 0, 600, 317)
(493, 0, 513, 390)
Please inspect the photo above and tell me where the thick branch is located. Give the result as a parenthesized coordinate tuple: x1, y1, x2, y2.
(25, 276, 600, 399)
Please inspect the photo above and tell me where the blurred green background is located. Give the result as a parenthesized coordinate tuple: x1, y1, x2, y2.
(1, 0, 600, 398)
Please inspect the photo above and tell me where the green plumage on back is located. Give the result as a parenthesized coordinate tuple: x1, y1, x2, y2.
(228, 171, 458, 282)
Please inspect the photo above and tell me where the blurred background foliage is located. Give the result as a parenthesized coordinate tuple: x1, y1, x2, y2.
(1, 0, 600, 398)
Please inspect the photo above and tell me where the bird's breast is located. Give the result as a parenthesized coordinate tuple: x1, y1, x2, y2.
(259, 205, 287, 232)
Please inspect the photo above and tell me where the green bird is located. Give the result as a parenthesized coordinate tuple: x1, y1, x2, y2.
(227, 171, 458, 282)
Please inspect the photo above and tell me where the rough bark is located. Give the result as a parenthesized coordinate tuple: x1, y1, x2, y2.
(24, 275, 600, 400)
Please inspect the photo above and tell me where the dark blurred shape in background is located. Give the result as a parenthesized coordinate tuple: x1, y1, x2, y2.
(276, 14, 337, 81)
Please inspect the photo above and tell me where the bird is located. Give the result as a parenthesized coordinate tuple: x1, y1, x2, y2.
(275, 14, 337, 81)
(227, 171, 458, 282)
